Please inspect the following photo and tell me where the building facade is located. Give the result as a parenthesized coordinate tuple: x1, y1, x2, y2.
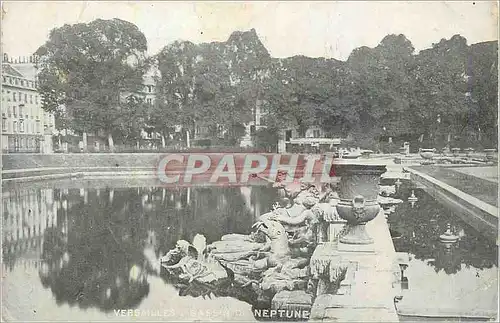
(278, 126, 342, 153)
(1, 56, 55, 153)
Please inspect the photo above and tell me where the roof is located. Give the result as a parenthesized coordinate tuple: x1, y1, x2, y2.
(11, 64, 37, 80)
(2, 64, 24, 78)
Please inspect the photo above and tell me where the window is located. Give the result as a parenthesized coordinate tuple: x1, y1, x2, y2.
(19, 106, 23, 117)
(12, 92, 16, 102)
(35, 96, 38, 104)
(21, 80, 25, 87)
(15, 78, 18, 86)
(8, 77, 12, 84)
(7, 107, 11, 117)
(19, 120, 24, 132)
(13, 106, 16, 117)
(24, 94, 27, 103)
(7, 91, 10, 102)
(2, 118, 6, 132)
(18, 92, 22, 102)
(30, 95, 33, 104)
(13, 121, 17, 133)
(2, 76, 5, 83)
(36, 120, 40, 133)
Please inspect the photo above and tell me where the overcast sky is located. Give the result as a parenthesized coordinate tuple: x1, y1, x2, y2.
(1, 1, 498, 61)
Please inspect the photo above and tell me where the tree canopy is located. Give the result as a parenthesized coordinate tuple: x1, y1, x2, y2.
(35, 19, 498, 150)
(36, 18, 150, 148)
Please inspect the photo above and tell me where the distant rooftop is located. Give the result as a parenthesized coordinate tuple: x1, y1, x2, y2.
(2, 63, 24, 78)
(11, 63, 37, 81)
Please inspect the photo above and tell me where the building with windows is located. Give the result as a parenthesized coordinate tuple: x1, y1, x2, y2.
(1, 56, 55, 153)
(278, 126, 342, 153)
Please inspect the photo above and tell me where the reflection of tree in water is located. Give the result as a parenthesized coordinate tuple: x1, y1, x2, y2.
(148, 186, 275, 305)
(388, 186, 497, 274)
(187, 187, 259, 242)
(147, 186, 270, 249)
(38, 185, 269, 312)
(39, 189, 151, 312)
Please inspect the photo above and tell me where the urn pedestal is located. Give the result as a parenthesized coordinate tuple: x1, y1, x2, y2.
(334, 164, 387, 247)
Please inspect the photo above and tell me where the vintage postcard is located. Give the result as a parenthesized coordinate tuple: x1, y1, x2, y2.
(1, 1, 498, 322)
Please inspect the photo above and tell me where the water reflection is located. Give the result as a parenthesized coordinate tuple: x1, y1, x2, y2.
(387, 184, 497, 274)
(386, 182, 498, 318)
(2, 185, 277, 318)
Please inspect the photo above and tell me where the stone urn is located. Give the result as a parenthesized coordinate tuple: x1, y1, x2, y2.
(335, 163, 387, 245)
(484, 148, 497, 161)
(419, 148, 435, 160)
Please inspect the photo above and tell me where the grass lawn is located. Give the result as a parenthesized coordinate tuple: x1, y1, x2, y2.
(410, 165, 498, 207)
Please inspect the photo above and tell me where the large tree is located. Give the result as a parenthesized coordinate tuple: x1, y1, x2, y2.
(467, 41, 498, 148)
(155, 29, 270, 147)
(35, 18, 149, 151)
(263, 56, 344, 138)
(411, 35, 471, 148)
(344, 34, 417, 148)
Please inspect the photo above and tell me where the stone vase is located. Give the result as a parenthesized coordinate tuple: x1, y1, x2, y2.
(335, 164, 387, 245)
(484, 149, 496, 161)
(419, 148, 435, 160)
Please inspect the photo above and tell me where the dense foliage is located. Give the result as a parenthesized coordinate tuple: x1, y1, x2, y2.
(36, 19, 498, 149)
(35, 19, 150, 150)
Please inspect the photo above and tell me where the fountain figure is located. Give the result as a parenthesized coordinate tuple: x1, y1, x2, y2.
(439, 223, 459, 248)
(408, 190, 418, 208)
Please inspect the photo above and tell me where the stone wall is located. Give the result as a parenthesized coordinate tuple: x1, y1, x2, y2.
(2, 153, 162, 170)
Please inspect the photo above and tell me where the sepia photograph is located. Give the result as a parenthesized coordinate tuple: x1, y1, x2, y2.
(1, 1, 498, 322)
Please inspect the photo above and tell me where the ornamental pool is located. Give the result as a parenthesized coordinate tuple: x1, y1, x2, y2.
(2, 178, 497, 321)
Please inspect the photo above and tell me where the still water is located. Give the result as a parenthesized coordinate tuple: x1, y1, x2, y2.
(2, 184, 277, 321)
(2, 180, 498, 321)
(386, 183, 498, 320)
